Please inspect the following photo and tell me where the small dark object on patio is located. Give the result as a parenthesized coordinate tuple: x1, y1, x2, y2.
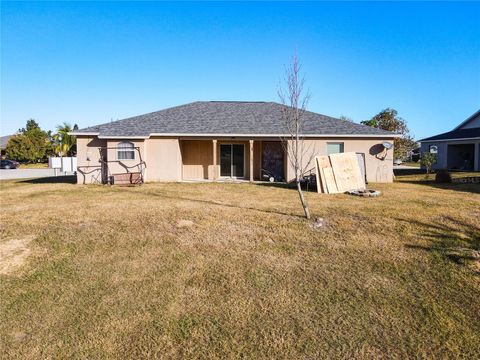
(347, 189, 381, 197)
(435, 170, 452, 183)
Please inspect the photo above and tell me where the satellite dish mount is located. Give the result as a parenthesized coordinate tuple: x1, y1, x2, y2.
(378, 141, 393, 161)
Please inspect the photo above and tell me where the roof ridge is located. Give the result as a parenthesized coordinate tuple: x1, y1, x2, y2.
(205, 101, 268, 103)
(79, 101, 201, 131)
(74, 101, 398, 137)
(452, 109, 480, 131)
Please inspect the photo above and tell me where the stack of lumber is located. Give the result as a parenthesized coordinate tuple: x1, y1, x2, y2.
(315, 152, 366, 194)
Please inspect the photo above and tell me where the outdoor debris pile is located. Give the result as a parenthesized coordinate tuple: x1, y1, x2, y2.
(315, 152, 372, 194)
(346, 189, 381, 197)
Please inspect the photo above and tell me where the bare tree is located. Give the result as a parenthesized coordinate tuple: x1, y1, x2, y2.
(278, 55, 314, 219)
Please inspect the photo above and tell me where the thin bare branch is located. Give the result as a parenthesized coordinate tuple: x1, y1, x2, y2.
(278, 54, 312, 219)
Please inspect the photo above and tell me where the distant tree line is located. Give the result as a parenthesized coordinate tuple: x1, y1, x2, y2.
(5, 119, 78, 163)
(359, 108, 418, 160)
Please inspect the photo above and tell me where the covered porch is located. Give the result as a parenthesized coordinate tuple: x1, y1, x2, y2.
(447, 143, 478, 171)
(180, 139, 286, 182)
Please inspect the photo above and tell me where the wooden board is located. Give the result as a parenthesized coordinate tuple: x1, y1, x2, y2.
(315, 156, 330, 193)
(329, 152, 366, 192)
(322, 167, 340, 193)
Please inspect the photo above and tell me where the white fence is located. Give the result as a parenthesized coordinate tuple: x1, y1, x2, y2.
(48, 157, 77, 173)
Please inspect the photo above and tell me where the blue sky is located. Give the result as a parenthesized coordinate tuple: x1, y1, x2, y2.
(1, 1, 479, 139)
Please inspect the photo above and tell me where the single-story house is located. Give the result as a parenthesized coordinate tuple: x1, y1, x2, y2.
(419, 109, 480, 171)
(0, 135, 12, 157)
(72, 101, 398, 184)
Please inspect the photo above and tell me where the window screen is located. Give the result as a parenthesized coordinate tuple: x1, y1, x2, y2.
(117, 142, 135, 160)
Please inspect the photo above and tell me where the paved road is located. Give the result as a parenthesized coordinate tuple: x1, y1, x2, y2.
(0, 168, 74, 180)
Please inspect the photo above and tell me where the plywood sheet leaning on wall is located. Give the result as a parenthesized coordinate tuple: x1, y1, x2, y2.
(323, 167, 340, 193)
(314, 152, 366, 194)
(329, 152, 366, 192)
(314, 155, 340, 194)
(315, 156, 329, 193)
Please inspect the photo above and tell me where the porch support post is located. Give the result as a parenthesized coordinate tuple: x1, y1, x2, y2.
(249, 140, 254, 182)
(474, 142, 479, 172)
(212, 139, 217, 180)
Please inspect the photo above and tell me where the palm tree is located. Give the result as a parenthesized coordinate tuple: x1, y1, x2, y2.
(53, 122, 77, 156)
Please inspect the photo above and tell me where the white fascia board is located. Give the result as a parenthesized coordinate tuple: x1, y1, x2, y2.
(148, 133, 400, 138)
(69, 132, 100, 136)
(97, 135, 149, 139)
(71, 132, 400, 139)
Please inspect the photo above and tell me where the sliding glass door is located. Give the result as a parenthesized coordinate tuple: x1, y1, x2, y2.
(220, 144, 245, 178)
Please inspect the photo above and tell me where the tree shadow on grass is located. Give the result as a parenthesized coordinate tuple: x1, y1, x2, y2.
(255, 181, 319, 193)
(395, 169, 480, 194)
(121, 187, 306, 219)
(19, 175, 77, 184)
(394, 169, 425, 176)
(399, 216, 480, 274)
(397, 180, 480, 194)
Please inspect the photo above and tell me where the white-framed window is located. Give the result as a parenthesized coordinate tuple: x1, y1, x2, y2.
(117, 142, 135, 160)
(327, 142, 344, 155)
(429, 145, 438, 154)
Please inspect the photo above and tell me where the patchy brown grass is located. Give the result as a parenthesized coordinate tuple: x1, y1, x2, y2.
(0, 174, 479, 359)
(17, 163, 48, 169)
(0, 236, 36, 275)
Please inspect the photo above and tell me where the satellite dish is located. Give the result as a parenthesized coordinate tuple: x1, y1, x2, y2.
(382, 141, 393, 150)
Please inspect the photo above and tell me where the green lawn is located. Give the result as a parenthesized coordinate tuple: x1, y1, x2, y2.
(0, 174, 479, 359)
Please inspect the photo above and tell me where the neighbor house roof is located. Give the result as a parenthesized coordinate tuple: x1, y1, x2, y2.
(0, 135, 12, 149)
(420, 108, 480, 142)
(73, 101, 398, 139)
(419, 127, 480, 142)
(453, 109, 480, 130)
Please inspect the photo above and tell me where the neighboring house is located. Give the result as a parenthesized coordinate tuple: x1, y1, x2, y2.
(72, 101, 398, 184)
(419, 109, 480, 171)
(0, 135, 13, 157)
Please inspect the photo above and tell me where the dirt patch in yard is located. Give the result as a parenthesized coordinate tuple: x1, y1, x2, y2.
(0, 177, 479, 358)
(0, 236, 35, 275)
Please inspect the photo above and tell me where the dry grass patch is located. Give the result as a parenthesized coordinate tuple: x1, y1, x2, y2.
(0, 235, 36, 275)
(0, 174, 479, 359)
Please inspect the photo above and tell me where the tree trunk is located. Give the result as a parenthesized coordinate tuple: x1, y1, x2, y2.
(296, 178, 310, 219)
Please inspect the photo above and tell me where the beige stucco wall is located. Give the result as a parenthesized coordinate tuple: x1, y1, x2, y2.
(285, 138, 395, 183)
(76, 136, 107, 184)
(76, 136, 394, 184)
(105, 138, 182, 182)
(106, 139, 146, 178)
(145, 137, 182, 181)
(75, 136, 182, 183)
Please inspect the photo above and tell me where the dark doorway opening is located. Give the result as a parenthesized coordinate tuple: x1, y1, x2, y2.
(447, 144, 475, 171)
(262, 141, 284, 182)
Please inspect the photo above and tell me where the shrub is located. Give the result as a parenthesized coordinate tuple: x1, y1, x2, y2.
(435, 169, 452, 183)
(421, 152, 437, 178)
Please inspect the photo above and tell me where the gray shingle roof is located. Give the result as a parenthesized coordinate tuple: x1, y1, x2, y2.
(75, 101, 396, 137)
(0, 135, 13, 149)
(419, 127, 480, 142)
